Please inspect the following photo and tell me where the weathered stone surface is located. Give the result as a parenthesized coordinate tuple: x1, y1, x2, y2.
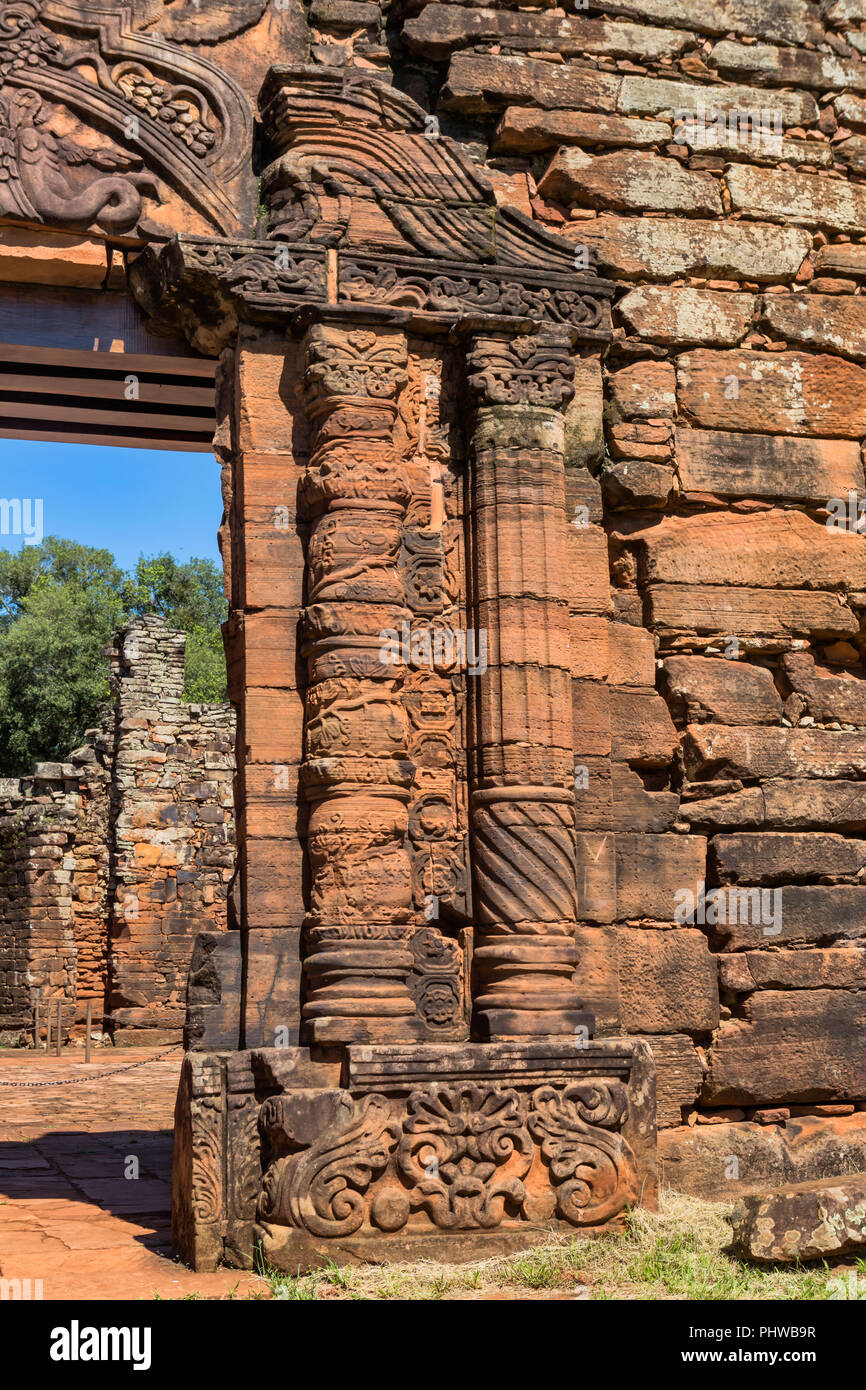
(662, 656, 783, 725)
(562, 359, 605, 484)
(575, 830, 616, 923)
(815, 240, 866, 277)
(683, 725, 866, 782)
(615, 833, 707, 921)
(0, 228, 110, 288)
(573, 923, 619, 1031)
(572, 679, 612, 758)
(681, 780, 866, 833)
(618, 926, 719, 1033)
(726, 163, 866, 235)
(494, 107, 672, 154)
(441, 52, 622, 114)
(632, 509, 866, 589)
(567, 524, 613, 615)
(609, 622, 656, 687)
(676, 428, 863, 503)
(834, 91, 866, 126)
(761, 293, 866, 363)
(660, 1113, 866, 1197)
(710, 832, 866, 885)
(184, 932, 241, 1050)
(707, 885, 866, 951)
(610, 688, 678, 765)
(782, 651, 866, 725)
(586, 0, 822, 45)
(648, 585, 858, 641)
(617, 288, 755, 346)
(603, 459, 673, 509)
(719, 946, 866, 993)
(704, 991, 866, 1104)
(618, 76, 816, 127)
(678, 349, 866, 438)
(607, 360, 676, 418)
(730, 1175, 866, 1263)
(834, 135, 866, 175)
(574, 216, 811, 282)
(570, 614, 611, 680)
(712, 38, 866, 92)
(647, 1034, 705, 1128)
(611, 764, 680, 833)
(539, 149, 722, 216)
(405, 5, 691, 60)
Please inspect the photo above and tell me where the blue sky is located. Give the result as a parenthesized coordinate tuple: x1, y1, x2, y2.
(0, 440, 223, 570)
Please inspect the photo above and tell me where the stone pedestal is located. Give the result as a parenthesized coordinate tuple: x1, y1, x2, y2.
(173, 1039, 657, 1272)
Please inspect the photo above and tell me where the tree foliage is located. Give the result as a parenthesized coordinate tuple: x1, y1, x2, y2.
(0, 538, 227, 775)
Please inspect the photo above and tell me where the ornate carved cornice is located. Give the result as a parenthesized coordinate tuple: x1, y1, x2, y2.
(131, 65, 615, 349)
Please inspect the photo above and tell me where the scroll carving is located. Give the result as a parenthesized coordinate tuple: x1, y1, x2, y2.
(255, 1077, 638, 1239)
(0, 0, 254, 236)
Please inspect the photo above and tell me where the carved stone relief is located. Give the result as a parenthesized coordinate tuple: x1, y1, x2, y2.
(0, 0, 255, 237)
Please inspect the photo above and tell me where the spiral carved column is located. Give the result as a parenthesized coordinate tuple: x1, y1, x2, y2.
(299, 319, 419, 1043)
(466, 331, 594, 1041)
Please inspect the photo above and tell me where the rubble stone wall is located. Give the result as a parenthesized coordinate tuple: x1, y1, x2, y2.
(0, 616, 235, 1045)
(361, 0, 866, 1189)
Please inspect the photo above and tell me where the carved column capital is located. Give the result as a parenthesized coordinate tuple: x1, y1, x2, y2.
(466, 331, 576, 411)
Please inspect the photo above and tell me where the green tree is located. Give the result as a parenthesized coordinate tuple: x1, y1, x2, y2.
(0, 539, 126, 773)
(126, 553, 227, 703)
(0, 540, 227, 776)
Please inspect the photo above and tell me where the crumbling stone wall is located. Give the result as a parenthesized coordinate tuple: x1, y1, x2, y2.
(357, 0, 866, 1190)
(0, 616, 235, 1045)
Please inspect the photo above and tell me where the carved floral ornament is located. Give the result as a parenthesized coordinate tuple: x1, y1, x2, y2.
(0, 0, 253, 236)
(256, 1079, 639, 1239)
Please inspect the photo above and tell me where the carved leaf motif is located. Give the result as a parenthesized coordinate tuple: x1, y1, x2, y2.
(467, 334, 576, 410)
(527, 1083, 639, 1226)
(258, 1093, 399, 1237)
(398, 1084, 532, 1229)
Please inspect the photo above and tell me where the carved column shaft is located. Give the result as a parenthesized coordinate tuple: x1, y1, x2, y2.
(299, 320, 420, 1043)
(465, 332, 593, 1041)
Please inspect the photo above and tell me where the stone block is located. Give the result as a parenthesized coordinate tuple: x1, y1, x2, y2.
(615, 832, 707, 922)
(647, 1034, 704, 1128)
(576, 216, 811, 283)
(618, 926, 719, 1033)
(710, 832, 866, 885)
(704, 990, 866, 1104)
(676, 429, 863, 505)
(617, 287, 755, 347)
(539, 148, 722, 216)
(661, 656, 782, 725)
(659, 1113, 866, 1198)
(730, 1175, 866, 1262)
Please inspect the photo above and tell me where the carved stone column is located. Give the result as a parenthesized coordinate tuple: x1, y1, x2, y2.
(465, 331, 593, 1042)
(132, 64, 658, 1275)
(298, 316, 419, 1043)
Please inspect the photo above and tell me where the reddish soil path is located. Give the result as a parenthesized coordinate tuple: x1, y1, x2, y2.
(0, 1049, 267, 1301)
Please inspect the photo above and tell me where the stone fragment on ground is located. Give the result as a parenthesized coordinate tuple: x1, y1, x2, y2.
(730, 1174, 866, 1262)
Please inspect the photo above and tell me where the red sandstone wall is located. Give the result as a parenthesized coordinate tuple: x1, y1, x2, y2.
(373, 0, 866, 1185)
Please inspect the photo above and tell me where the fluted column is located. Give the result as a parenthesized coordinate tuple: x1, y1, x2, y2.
(465, 331, 594, 1041)
(299, 319, 419, 1043)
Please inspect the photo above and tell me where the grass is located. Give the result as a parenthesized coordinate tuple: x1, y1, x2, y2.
(255, 1192, 866, 1302)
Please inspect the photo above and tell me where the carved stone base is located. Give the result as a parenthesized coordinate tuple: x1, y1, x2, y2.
(172, 1040, 657, 1273)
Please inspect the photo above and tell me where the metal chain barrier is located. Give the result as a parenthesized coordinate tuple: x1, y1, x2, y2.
(0, 1046, 183, 1088)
